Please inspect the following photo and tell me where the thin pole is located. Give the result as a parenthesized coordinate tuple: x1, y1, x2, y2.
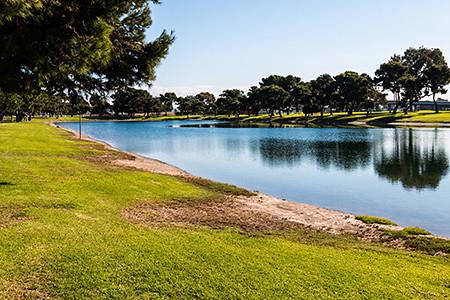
(79, 111, 82, 139)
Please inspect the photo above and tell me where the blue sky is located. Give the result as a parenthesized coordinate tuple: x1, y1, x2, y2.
(146, 0, 450, 96)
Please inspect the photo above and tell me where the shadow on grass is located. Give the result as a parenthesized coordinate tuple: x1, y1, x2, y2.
(366, 114, 414, 125)
(0, 182, 13, 186)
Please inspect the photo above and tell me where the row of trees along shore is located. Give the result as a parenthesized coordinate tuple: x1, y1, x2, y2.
(1, 15, 450, 122)
(106, 47, 450, 119)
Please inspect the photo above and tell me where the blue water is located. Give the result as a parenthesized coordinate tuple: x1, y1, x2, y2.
(61, 120, 450, 236)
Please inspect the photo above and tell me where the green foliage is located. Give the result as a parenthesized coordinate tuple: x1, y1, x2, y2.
(310, 74, 335, 115)
(292, 82, 313, 113)
(334, 71, 376, 115)
(159, 92, 177, 114)
(400, 227, 432, 236)
(0, 0, 173, 119)
(0, 93, 22, 120)
(112, 88, 161, 117)
(195, 92, 216, 115)
(256, 84, 290, 117)
(381, 227, 450, 255)
(89, 95, 111, 116)
(0, 0, 44, 25)
(375, 55, 407, 104)
(402, 237, 450, 255)
(176, 95, 206, 116)
(216, 89, 245, 116)
(383, 227, 431, 239)
(376, 47, 450, 113)
(356, 216, 397, 226)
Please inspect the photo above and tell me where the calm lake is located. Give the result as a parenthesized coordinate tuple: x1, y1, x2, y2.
(61, 121, 450, 236)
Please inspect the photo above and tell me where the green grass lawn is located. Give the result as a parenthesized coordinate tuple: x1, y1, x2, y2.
(280, 111, 450, 124)
(305, 111, 450, 124)
(25, 110, 450, 127)
(1, 122, 450, 298)
(214, 111, 450, 125)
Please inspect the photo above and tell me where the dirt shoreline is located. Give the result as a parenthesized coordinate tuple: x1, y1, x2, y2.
(52, 122, 436, 242)
(52, 122, 190, 177)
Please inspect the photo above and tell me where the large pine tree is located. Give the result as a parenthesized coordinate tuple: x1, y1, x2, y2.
(0, 0, 173, 120)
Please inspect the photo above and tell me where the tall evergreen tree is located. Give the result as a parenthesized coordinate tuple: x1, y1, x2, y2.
(0, 0, 174, 120)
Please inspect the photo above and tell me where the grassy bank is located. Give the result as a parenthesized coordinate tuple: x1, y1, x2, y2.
(32, 110, 450, 127)
(0, 122, 450, 298)
(240, 111, 450, 125)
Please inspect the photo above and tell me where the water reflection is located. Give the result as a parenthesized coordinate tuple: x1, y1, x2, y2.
(312, 140, 371, 171)
(374, 129, 449, 190)
(256, 138, 371, 171)
(254, 129, 449, 190)
(257, 139, 304, 167)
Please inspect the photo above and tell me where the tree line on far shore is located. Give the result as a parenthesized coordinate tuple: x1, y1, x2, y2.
(98, 46, 450, 119)
(1, 41, 450, 121)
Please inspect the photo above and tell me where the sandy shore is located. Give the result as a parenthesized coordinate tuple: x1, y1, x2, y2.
(53, 122, 407, 239)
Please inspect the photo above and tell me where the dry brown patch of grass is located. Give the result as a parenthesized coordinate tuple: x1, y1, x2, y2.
(123, 197, 303, 233)
(0, 279, 51, 300)
(0, 207, 30, 229)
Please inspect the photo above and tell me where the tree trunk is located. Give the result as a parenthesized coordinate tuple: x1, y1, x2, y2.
(393, 99, 401, 114)
(392, 92, 401, 114)
(433, 93, 439, 113)
(16, 112, 23, 122)
(408, 99, 415, 113)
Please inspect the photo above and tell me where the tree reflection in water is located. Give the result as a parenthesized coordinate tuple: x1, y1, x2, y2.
(257, 138, 371, 170)
(374, 129, 449, 190)
(256, 128, 449, 190)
